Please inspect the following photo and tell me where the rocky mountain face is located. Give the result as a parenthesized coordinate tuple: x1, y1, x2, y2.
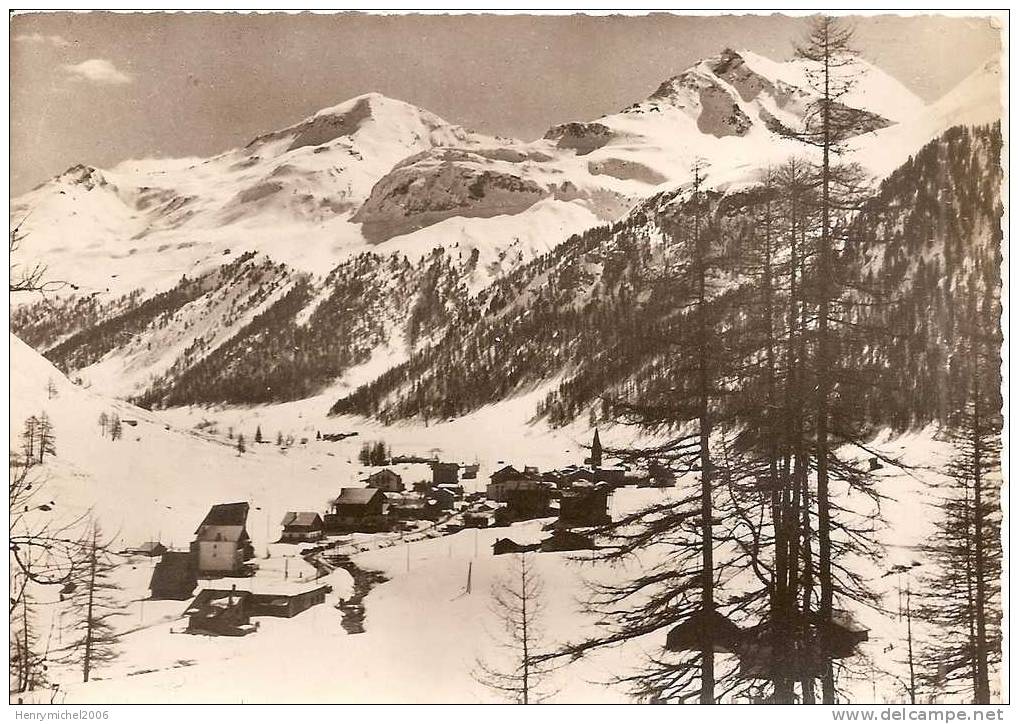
(10, 48, 1001, 424)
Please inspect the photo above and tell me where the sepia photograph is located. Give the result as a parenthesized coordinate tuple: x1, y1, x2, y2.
(7, 8, 1007, 708)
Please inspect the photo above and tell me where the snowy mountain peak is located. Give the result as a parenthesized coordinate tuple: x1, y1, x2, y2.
(626, 46, 927, 137)
(247, 92, 467, 153)
(54, 164, 112, 191)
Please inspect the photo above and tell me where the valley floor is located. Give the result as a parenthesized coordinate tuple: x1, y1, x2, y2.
(10, 336, 995, 704)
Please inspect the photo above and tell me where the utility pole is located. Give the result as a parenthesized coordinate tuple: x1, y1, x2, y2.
(906, 583, 916, 704)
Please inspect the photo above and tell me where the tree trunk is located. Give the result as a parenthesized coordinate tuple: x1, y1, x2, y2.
(694, 169, 715, 705)
(83, 535, 97, 683)
(521, 556, 530, 705)
(972, 371, 990, 704)
(816, 43, 837, 707)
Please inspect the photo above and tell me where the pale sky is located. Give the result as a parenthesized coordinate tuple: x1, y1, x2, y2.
(10, 12, 1003, 196)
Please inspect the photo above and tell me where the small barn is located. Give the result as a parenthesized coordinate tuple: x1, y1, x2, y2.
(540, 530, 595, 552)
(492, 538, 539, 555)
(249, 585, 331, 618)
(184, 587, 254, 636)
(280, 512, 324, 543)
(366, 469, 404, 493)
(149, 551, 198, 600)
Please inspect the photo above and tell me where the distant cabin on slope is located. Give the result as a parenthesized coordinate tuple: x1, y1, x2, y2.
(366, 468, 404, 493)
(191, 502, 255, 575)
(280, 512, 324, 543)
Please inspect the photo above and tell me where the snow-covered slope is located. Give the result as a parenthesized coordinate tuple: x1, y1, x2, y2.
(852, 56, 1003, 178)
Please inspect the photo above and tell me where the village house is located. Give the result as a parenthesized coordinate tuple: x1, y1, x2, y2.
(558, 486, 613, 528)
(366, 468, 405, 493)
(431, 461, 460, 486)
(462, 464, 480, 480)
(495, 485, 554, 524)
(279, 512, 324, 543)
(191, 502, 255, 575)
(149, 551, 198, 600)
(325, 487, 388, 532)
(486, 465, 546, 502)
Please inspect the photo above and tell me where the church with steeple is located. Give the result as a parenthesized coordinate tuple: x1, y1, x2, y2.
(584, 428, 603, 468)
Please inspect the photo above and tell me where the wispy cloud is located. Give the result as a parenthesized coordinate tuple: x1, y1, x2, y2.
(14, 32, 73, 48)
(62, 58, 132, 85)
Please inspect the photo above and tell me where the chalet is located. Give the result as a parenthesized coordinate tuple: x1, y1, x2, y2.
(184, 586, 255, 636)
(326, 487, 388, 532)
(125, 541, 167, 557)
(431, 462, 460, 486)
(492, 538, 539, 555)
(558, 487, 612, 528)
(279, 512, 324, 543)
(149, 551, 198, 600)
(486, 466, 546, 502)
(191, 502, 255, 575)
(540, 529, 595, 552)
(366, 468, 404, 493)
(503, 485, 554, 521)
